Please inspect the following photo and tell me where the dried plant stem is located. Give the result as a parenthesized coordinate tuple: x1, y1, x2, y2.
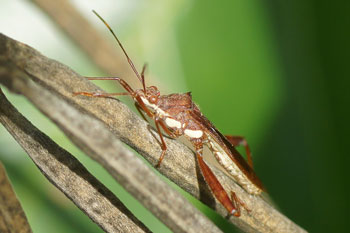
(0, 162, 33, 233)
(0, 90, 150, 233)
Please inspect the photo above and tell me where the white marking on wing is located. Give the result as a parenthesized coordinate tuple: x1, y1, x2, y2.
(165, 118, 182, 128)
(184, 129, 203, 138)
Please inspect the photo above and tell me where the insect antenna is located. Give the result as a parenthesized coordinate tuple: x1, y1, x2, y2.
(92, 10, 146, 92)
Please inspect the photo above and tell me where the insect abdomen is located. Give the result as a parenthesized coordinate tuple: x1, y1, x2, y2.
(206, 135, 262, 195)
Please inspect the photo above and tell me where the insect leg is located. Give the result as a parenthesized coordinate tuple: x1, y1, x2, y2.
(194, 141, 241, 217)
(135, 99, 169, 168)
(158, 120, 177, 138)
(154, 117, 168, 168)
(135, 103, 177, 168)
(134, 99, 167, 167)
(135, 102, 148, 122)
(225, 135, 253, 169)
(230, 191, 251, 213)
(87, 77, 135, 94)
(73, 77, 135, 99)
(73, 92, 130, 98)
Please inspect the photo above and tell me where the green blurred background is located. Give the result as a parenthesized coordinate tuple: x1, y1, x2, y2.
(0, 0, 348, 232)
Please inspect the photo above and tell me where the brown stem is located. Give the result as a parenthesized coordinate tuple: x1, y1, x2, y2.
(0, 89, 150, 233)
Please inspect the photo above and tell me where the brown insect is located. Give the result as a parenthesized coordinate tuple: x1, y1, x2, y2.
(74, 10, 265, 217)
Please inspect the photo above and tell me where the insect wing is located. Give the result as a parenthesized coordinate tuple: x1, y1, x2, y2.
(189, 106, 265, 191)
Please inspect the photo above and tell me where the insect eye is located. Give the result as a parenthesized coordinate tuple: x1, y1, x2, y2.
(149, 96, 157, 103)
